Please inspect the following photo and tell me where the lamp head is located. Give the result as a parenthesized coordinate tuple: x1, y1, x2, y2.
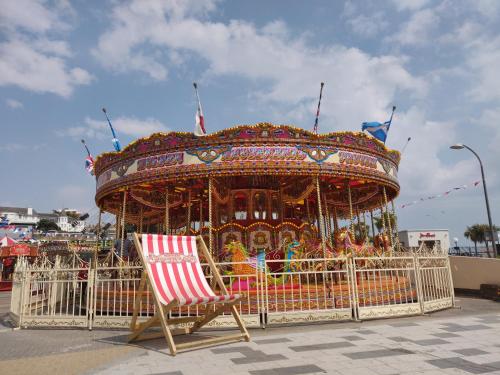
(450, 144, 464, 150)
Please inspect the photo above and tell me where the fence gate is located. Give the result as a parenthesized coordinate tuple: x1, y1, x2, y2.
(263, 258, 354, 326)
(415, 256, 454, 313)
(18, 266, 91, 328)
(352, 256, 422, 320)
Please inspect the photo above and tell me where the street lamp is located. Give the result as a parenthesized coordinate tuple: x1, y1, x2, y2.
(450, 143, 497, 257)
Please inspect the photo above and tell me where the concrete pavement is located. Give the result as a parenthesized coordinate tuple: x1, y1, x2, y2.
(0, 293, 499, 375)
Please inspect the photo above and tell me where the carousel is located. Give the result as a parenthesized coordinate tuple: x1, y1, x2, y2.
(91, 123, 414, 316)
(94, 123, 400, 258)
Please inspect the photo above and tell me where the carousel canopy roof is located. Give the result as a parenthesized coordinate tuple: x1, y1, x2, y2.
(93, 123, 401, 217)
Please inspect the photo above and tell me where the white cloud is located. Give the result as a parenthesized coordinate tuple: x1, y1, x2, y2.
(465, 36, 500, 103)
(5, 98, 23, 109)
(0, 0, 66, 33)
(388, 107, 481, 196)
(0, 0, 93, 97)
(391, 0, 431, 11)
(474, 107, 500, 157)
(0, 39, 93, 97)
(472, 0, 500, 19)
(388, 8, 439, 46)
(93, 0, 426, 128)
(346, 12, 389, 38)
(0, 143, 24, 152)
(58, 116, 169, 140)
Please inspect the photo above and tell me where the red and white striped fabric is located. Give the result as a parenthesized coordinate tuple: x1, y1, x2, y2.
(142, 234, 240, 306)
(0, 236, 17, 247)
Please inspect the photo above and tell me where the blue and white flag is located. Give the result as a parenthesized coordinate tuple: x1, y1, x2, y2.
(102, 108, 121, 152)
(362, 106, 396, 143)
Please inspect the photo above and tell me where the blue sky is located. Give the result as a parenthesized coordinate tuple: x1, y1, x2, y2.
(1, 0, 499, 245)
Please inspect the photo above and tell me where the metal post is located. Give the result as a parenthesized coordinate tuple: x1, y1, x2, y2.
(451, 144, 497, 257)
(93, 209, 102, 268)
(186, 188, 192, 235)
(209, 177, 214, 257)
(139, 206, 143, 233)
(347, 183, 354, 236)
(332, 206, 339, 233)
(120, 190, 127, 261)
(391, 200, 400, 251)
(370, 210, 376, 240)
(316, 176, 326, 257)
(165, 186, 170, 235)
(199, 194, 203, 234)
(383, 187, 394, 249)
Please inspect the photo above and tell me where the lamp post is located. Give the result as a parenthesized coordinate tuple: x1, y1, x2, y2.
(450, 144, 497, 257)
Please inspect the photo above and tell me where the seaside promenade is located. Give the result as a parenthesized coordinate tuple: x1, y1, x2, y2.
(0, 292, 499, 375)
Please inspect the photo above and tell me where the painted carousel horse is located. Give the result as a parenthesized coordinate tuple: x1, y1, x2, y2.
(222, 240, 300, 288)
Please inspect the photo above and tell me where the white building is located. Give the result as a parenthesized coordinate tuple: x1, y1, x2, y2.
(0, 206, 86, 233)
(0, 207, 39, 226)
(39, 209, 86, 233)
(398, 229, 450, 253)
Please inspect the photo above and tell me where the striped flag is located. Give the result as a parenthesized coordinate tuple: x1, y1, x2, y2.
(85, 155, 95, 175)
(193, 82, 206, 136)
(81, 139, 95, 176)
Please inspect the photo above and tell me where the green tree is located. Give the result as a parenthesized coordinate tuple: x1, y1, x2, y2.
(36, 219, 60, 232)
(374, 212, 396, 233)
(354, 223, 370, 242)
(464, 224, 499, 258)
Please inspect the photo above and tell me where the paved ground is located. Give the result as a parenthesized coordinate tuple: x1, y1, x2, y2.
(0, 293, 499, 375)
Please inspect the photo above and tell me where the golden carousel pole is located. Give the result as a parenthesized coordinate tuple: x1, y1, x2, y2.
(332, 206, 339, 241)
(370, 210, 376, 240)
(347, 182, 357, 261)
(113, 207, 120, 265)
(323, 194, 332, 247)
(139, 206, 143, 233)
(93, 209, 102, 268)
(380, 199, 386, 232)
(165, 186, 170, 235)
(186, 188, 192, 235)
(391, 200, 400, 251)
(306, 196, 311, 224)
(383, 187, 394, 251)
(208, 177, 214, 258)
(347, 184, 355, 237)
(315, 176, 327, 258)
(120, 189, 127, 262)
(199, 193, 203, 235)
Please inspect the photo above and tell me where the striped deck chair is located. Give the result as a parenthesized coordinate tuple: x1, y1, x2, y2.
(130, 233, 250, 355)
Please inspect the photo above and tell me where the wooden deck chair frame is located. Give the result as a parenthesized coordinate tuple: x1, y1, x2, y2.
(129, 233, 250, 355)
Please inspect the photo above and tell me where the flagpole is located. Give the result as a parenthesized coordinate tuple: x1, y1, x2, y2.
(313, 82, 325, 134)
(384, 106, 396, 144)
(102, 107, 121, 151)
(81, 139, 91, 157)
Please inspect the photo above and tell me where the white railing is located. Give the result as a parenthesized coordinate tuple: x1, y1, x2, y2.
(352, 256, 422, 320)
(416, 256, 454, 312)
(17, 267, 91, 328)
(263, 258, 353, 325)
(11, 255, 455, 329)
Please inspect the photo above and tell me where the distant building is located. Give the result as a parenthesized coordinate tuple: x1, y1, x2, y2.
(0, 206, 86, 233)
(398, 229, 450, 252)
(0, 207, 39, 227)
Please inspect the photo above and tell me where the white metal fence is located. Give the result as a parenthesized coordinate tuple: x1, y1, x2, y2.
(9, 254, 455, 329)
